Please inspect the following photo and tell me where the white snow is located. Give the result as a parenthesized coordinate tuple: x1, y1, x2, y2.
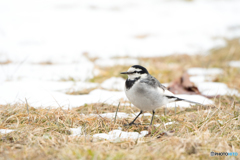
(0, 60, 94, 82)
(229, 61, 240, 68)
(93, 130, 148, 140)
(69, 127, 82, 136)
(187, 67, 239, 97)
(189, 75, 214, 84)
(140, 113, 153, 117)
(69, 127, 149, 141)
(88, 89, 127, 105)
(187, 68, 223, 76)
(0, 81, 127, 108)
(0, 0, 240, 62)
(62, 82, 98, 93)
(164, 121, 175, 126)
(187, 67, 223, 86)
(101, 77, 125, 91)
(69, 127, 149, 140)
(95, 58, 139, 67)
(0, 129, 15, 134)
(196, 82, 239, 97)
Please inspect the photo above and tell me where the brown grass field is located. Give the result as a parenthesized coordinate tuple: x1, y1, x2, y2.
(0, 39, 240, 159)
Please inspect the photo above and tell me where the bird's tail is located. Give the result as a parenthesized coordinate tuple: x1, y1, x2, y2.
(176, 98, 203, 105)
(166, 96, 204, 106)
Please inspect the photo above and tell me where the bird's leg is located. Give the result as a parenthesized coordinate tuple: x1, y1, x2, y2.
(150, 110, 155, 126)
(129, 110, 143, 125)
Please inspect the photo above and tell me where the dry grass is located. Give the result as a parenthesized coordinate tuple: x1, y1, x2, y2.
(0, 96, 240, 159)
(1, 38, 240, 159)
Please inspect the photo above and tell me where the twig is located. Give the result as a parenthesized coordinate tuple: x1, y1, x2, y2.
(25, 98, 30, 123)
(84, 122, 86, 143)
(114, 102, 120, 124)
(175, 104, 176, 116)
(52, 95, 67, 115)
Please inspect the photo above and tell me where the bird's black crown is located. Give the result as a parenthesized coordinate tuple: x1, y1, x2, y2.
(131, 65, 149, 74)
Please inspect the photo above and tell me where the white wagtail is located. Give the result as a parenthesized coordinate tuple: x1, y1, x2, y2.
(121, 65, 203, 126)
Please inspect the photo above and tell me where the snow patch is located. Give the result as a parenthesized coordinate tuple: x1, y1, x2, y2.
(1, 0, 240, 60)
(0, 129, 15, 134)
(101, 77, 125, 91)
(196, 82, 239, 97)
(0, 81, 127, 108)
(189, 75, 215, 84)
(229, 61, 240, 68)
(187, 67, 239, 97)
(140, 113, 152, 117)
(0, 62, 94, 82)
(95, 58, 139, 67)
(164, 121, 175, 126)
(93, 130, 148, 140)
(187, 68, 223, 76)
(70, 127, 82, 136)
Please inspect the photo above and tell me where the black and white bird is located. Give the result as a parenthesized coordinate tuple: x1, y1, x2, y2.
(121, 65, 203, 126)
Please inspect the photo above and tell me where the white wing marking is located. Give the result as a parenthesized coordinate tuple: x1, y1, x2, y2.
(157, 87, 174, 96)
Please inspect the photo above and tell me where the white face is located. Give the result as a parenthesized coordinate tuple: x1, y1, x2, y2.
(127, 67, 147, 80)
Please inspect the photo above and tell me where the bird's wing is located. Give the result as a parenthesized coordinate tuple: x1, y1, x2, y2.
(140, 75, 174, 96)
(141, 75, 204, 105)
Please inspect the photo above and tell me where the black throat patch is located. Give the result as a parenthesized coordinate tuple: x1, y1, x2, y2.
(125, 77, 140, 90)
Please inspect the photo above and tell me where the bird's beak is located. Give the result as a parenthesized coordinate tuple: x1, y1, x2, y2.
(120, 71, 129, 74)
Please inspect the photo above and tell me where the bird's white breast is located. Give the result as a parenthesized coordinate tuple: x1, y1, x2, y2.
(125, 80, 170, 111)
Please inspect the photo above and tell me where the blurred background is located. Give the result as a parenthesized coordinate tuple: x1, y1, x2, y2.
(0, 0, 240, 62)
(0, 0, 240, 107)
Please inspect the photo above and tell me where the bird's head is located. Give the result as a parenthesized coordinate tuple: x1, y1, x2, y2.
(121, 65, 149, 80)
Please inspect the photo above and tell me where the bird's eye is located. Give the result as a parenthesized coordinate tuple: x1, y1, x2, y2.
(133, 71, 142, 74)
